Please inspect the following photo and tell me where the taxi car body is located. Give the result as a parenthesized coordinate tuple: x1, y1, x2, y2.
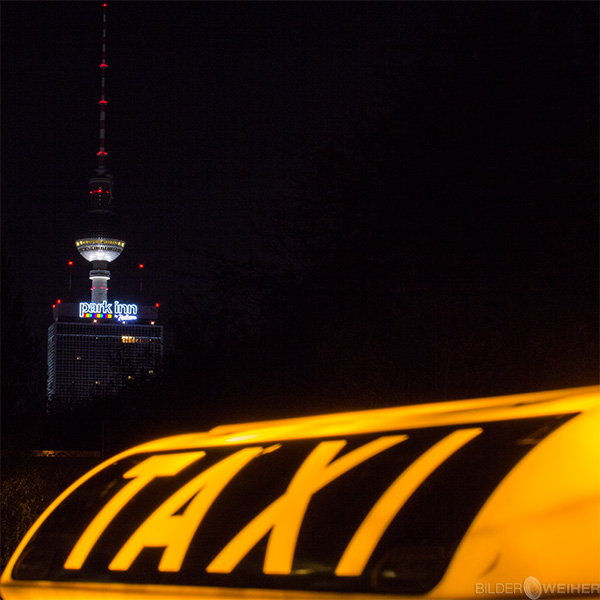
(1, 386, 599, 599)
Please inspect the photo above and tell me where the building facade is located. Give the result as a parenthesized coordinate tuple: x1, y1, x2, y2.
(47, 303, 163, 409)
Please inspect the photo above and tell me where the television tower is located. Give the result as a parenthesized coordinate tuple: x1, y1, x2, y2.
(76, 3, 124, 304)
(47, 2, 163, 415)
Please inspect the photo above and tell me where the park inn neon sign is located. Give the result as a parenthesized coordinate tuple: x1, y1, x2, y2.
(79, 301, 138, 321)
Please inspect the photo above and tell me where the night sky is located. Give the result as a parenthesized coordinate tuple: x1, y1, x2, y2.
(2, 1, 598, 405)
(4, 1, 401, 323)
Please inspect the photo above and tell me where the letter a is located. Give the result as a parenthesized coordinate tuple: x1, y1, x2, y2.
(64, 452, 205, 570)
(109, 447, 263, 572)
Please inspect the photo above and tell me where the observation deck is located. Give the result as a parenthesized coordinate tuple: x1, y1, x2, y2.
(75, 238, 125, 263)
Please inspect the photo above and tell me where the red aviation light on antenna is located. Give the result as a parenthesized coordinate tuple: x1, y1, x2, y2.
(139, 264, 144, 269)
(97, 151, 108, 156)
(68, 261, 74, 266)
(99, 99, 107, 104)
(155, 303, 160, 308)
(100, 63, 108, 68)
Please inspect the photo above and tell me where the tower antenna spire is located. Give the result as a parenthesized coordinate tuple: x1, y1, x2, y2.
(97, 2, 108, 175)
(75, 1, 125, 304)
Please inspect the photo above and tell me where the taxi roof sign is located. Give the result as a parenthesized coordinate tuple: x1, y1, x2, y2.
(2, 386, 599, 599)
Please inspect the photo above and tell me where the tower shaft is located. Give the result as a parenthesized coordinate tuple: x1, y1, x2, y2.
(97, 2, 108, 175)
(89, 269, 110, 303)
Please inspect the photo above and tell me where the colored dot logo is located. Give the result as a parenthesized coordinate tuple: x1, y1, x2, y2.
(524, 576, 542, 600)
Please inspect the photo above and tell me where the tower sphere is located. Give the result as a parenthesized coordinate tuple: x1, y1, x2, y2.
(75, 238, 125, 263)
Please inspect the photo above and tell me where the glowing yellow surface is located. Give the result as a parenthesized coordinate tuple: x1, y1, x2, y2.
(2, 385, 598, 600)
(431, 404, 600, 597)
(0, 581, 403, 600)
(135, 386, 598, 451)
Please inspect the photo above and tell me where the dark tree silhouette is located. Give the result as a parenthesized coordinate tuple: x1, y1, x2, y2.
(1, 252, 46, 451)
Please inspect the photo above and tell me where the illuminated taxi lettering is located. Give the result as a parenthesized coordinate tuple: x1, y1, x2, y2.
(207, 435, 407, 575)
(335, 427, 482, 575)
(64, 451, 205, 570)
(109, 447, 264, 572)
(64, 430, 485, 577)
(4, 387, 593, 597)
